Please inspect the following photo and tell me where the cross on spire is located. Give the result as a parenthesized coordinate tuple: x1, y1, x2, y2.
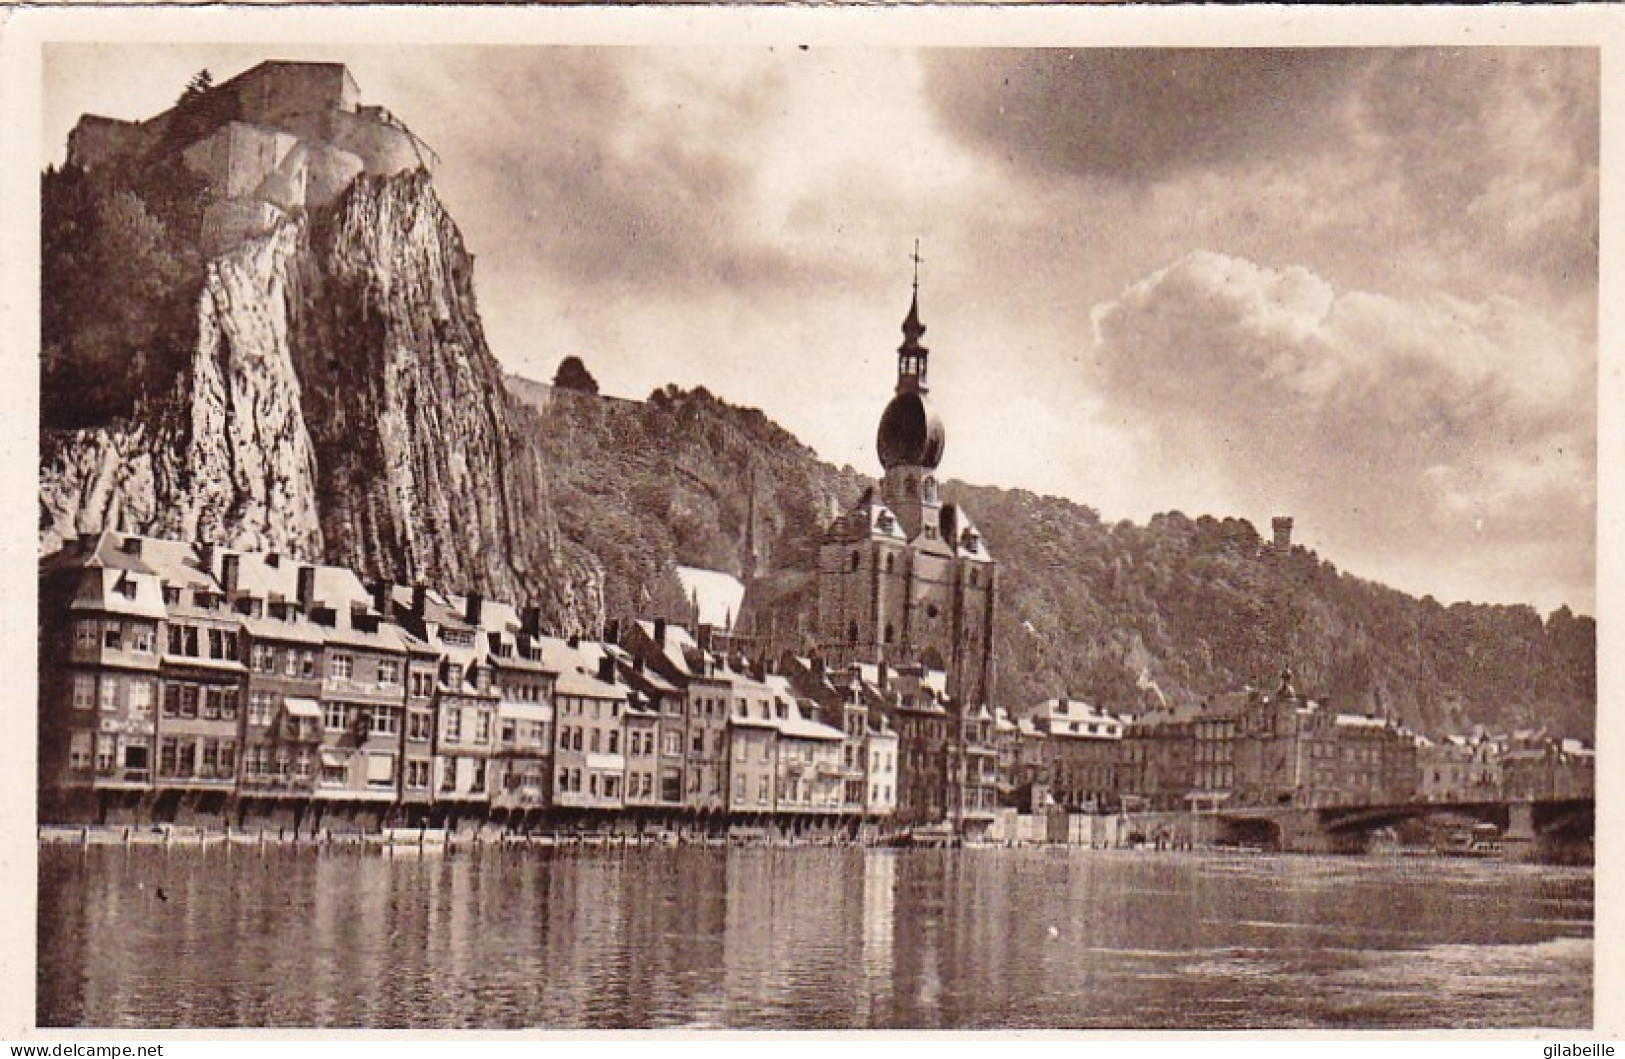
(910, 239, 924, 297)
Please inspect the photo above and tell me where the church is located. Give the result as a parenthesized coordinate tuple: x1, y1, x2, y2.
(815, 281, 998, 711)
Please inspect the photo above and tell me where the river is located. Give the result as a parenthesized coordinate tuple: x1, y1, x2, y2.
(38, 845, 1592, 1029)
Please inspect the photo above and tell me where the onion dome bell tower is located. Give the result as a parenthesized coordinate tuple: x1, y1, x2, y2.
(877, 250, 947, 542)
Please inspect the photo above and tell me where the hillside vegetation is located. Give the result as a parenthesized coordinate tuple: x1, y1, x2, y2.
(520, 379, 1595, 740)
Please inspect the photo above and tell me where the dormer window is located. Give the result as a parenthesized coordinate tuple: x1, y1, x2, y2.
(163, 586, 181, 607)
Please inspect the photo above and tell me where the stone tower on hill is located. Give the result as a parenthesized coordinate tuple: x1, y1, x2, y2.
(67, 61, 439, 255)
(816, 280, 998, 708)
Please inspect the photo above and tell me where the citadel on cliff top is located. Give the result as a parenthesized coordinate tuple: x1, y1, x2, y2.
(69, 61, 438, 255)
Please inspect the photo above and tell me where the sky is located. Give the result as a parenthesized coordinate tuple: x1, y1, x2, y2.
(42, 43, 1599, 615)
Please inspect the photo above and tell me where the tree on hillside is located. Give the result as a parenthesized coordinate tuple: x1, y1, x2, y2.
(178, 69, 214, 105)
(553, 355, 600, 395)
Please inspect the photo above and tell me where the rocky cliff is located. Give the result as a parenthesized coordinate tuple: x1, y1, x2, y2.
(41, 164, 602, 633)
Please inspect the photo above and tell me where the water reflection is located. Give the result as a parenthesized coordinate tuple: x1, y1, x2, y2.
(38, 846, 1591, 1029)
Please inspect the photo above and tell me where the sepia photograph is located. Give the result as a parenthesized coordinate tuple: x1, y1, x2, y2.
(7, 5, 1614, 1036)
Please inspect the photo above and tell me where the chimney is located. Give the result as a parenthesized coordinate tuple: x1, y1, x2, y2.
(122, 536, 143, 558)
(412, 583, 427, 618)
(653, 617, 667, 646)
(221, 553, 241, 598)
(567, 634, 580, 649)
(598, 655, 617, 684)
(521, 606, 542, 638)
(77, 531, 98, 554)
(370, 579, 391, 615)
(296, 565, 317, 611)
(464, 591, 483, 626)
(198, 541, 216, 575)
(1272, 516, 1294, 553)
(878, 664, 889, 692)
(266, 552, 280, 568)
(606, 619, 621, 645)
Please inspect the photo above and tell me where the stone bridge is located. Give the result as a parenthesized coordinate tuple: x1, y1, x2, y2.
(1213, 797, 1593, 861)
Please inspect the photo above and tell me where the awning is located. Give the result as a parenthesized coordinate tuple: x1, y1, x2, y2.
(320, 750, 349, 768)
(283, 697, 322, 719)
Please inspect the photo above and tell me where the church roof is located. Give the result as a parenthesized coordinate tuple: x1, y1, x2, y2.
(675, 565, 746, 629)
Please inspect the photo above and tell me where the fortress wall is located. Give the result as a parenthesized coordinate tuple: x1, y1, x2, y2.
(181, 123, 300, 201)
(234, 63, 357, 129)
(305, 141, 367, 207)
(199, 198, 285, 258)
(323, 108, 439, 177)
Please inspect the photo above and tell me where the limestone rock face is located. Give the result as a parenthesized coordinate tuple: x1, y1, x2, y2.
(40, 221, 324, 562)
(292, 171, 602, 630)
(40, 169, 603, 634)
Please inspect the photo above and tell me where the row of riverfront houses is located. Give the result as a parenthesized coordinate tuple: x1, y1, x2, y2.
(39, 532, 1592, 837)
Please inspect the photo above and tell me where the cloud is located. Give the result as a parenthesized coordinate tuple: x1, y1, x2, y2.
(395, 48, 819, 298)
(923, 49, 1367, 184)
(923, 48, 1598, 315)
(1089, 251, 1595, 610)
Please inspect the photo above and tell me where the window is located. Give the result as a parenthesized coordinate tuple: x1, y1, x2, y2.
(408, 711, 432, 742)
(572, 728, 583, 751)
(758, 777, 769, 805)
(472, 759, 487, 792)
(99, 676, 119, 713)
(207, 629, 227, 660)
(693, 731, 705, 754)
(103, 624, 123, 651)
(74, 622, 99, 650)
(253, 643, 276, 673)
(407, 759, 430, 790)
(608, 730, 620, 755)
(200, 739, 221, 778)
(73, 674, 96, 711)
(325, 702, 347, 731)
(301, 651, 317, 679)
(330, 654, 353, 680)
(501, 719, 517, 746)
(664, 731, 682, 756)
(371, 707, 399, 737)
(589, 773, 599, 798)
(69, 731, 93, 771)
(441, 762, 457, 792)
(249, 692, 275, 727)
(444, 664, 463, 688)
(850, 551, 861, 572)
(378, 660, 400, 686)
(590, 729, 601, 754)
(159, 737, 185, 777)
(95, 734, 116, 774)
(445, 709, 462, 742)
(734, 774, 745, 804)
(474, 712, 491, 744)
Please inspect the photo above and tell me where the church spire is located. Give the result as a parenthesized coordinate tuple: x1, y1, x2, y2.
(897, 240, 929, 394)
(742, 466, 761, 583)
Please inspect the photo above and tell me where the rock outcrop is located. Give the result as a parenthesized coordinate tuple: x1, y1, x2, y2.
(40, 169, 603, 634)
(40, 220, 323, 561)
